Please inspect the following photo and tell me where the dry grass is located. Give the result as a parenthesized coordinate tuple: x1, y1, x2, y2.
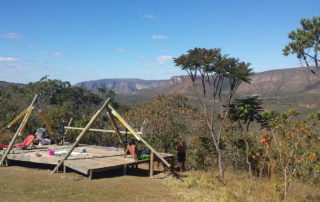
(0, 165, 179, 202)
(164, 169, 320, 202)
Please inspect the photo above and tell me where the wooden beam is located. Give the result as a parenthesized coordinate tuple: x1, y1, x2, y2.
(0, 94, 38, 166)
(39, 110, 53, 134)
(20, 107, 34, 134)
(107, 109, 124, 148)
(64, 126, 143, 135)
(51, 98, 111, 174)
(108, 104, 171, 168)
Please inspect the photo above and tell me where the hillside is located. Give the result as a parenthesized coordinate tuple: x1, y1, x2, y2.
(0, 81, 24, 91)
(74, 78, 168, 94)
(115, 67, 320, 112)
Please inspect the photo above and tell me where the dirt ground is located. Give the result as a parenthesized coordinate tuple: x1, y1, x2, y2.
(0, 163, 180, 202)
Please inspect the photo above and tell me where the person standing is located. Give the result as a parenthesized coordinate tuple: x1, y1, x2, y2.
(176, 139, 187, 172)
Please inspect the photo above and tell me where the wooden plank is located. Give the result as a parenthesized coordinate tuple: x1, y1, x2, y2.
(2, 144, 174, 177)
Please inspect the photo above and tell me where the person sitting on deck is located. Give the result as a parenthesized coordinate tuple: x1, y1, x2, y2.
(176, 139, 187, 172)
(124, 139, 139, 162)
(34, 124, 52, 145)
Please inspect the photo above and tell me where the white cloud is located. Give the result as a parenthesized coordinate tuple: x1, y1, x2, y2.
(139, 56, 149, 61)
(29, 44, 37, 48)
(152, 35, 168, 39)
(155, 55, 173, 64)
(160, 49, 169, 53)
(1, 32, 23, 39)
(53, 52, 61, 56)
(140, 55, 173, 68)
(115, 48, 126, 53)
(40, 51, 64, 56)
(0, 56, 20, 62)
(144, 64, 159, 68)
(143, 15, 154, 18)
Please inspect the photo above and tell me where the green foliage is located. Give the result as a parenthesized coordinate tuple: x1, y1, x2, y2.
(259, 108, 320, 197)
(283, 16, 320, 68)
(125, 94, 197, 153)
(174, 47, 254, 180)
(229, 96, 263, 123)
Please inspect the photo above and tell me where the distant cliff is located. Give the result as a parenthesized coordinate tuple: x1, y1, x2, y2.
(74, 78, 168, 94)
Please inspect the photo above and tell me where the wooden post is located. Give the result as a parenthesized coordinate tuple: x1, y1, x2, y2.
(150, 151, 154, 178)
(123, 164, 127, 175)
(107, 109, 125, 148)
(89, 170, 93, 180)
(170, 157, 175, 174)
(63, 117, 73, 144)
(63, 164, 66, 173)
(51, 98, 111, 174)
(108, 104, 171, 168)
(0, 94, 38, 167)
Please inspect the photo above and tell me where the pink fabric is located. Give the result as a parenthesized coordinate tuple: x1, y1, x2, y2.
(0, 135, 34, 149)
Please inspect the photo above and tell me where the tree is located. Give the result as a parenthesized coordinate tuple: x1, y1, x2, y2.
(125, 94, 196, 153)
(174, 48, 253, 180)
(259, 109, 320, 199)
(283, 16, 320, 73)
(229, 96, 263, 178)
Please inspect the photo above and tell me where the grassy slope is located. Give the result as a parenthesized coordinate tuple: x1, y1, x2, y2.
(0, 166, 179, 202)
(165, 169, 320, 202)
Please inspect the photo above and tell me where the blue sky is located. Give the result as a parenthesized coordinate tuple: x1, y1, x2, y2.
(0, 0, 319, 84)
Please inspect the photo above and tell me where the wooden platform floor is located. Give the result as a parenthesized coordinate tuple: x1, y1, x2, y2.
(0, 144, 174, 178)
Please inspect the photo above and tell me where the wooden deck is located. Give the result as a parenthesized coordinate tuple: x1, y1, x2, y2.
(0, 144, 174, 179)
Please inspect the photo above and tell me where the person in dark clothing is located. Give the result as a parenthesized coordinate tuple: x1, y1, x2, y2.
(176, 139, 187, 172)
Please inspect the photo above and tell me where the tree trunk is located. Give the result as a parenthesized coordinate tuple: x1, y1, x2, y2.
(284, 168, 288, 199)
(212, 137, 224, 181)
(217, 148, 224, 180)
(244, 136, 252, 178)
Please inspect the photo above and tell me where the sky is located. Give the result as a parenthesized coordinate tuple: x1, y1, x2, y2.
(0, 0, 319, 84)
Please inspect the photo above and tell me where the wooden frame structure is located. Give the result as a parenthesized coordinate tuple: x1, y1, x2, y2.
(0, 96, 174, 178)
(52, 97, 172, 174)
(0, 94, 54, 166)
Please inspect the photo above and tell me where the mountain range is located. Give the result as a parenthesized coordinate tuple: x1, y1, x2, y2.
(1, 67, 320, 113)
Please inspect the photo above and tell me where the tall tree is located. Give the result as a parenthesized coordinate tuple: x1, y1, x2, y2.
(283, 16, 320, 73)
(174, 48, 253, 180)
